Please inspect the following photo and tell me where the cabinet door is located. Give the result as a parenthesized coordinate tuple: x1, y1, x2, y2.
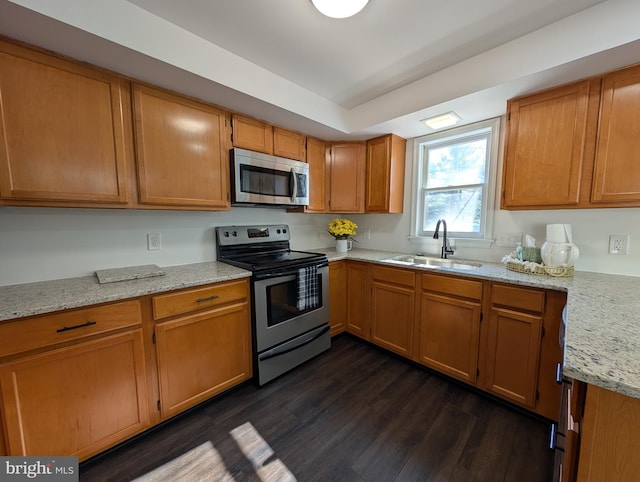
(577, 385, 640, 482)
(155, 302, 251, 419)
(419, 292, 481, 384)
(502, 82, 590, 208)
(0, 41, 131, 205)
(231, 114, 273, 154)
(592, 65, 640, 204)
(306, 137, 327, 213)
(484, 307, 542, 408)
(328, 142, 365, 213)
(0, 331, 149, 461)
(329, 261, 347, 336)
(132, 84, 230, 209)
(273, 127, 306, 161)
(365, 134, 406, 213)
(346, 262, 368, 339)
(370, 279, 415, 357)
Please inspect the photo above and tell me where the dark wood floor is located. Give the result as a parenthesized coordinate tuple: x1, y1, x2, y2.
(80, 335, 553, 481)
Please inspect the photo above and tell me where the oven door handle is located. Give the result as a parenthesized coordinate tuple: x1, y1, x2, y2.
(259, 325, 330, 361)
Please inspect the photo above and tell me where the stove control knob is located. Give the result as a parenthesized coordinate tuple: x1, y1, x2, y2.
(223, 231, 229, 237)
(232, 231, 238, 237)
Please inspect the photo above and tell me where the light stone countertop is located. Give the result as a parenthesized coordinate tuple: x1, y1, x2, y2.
(314, 248, 640, 400)
(1, 248, 639, 401)
(0, 261, 251, 321)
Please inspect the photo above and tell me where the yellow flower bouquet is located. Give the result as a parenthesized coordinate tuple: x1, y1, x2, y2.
(328, 218, 357, 240)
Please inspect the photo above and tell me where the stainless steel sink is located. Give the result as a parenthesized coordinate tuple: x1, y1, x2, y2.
(383, 254, 482, 270)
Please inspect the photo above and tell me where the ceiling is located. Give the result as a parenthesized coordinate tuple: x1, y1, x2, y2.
(1, 0, 640, 140)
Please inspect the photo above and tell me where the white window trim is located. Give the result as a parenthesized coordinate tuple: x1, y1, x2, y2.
(409, 117, 500, 248)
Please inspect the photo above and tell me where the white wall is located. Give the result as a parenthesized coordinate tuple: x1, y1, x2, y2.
(0, 206, 334, 286)
(350, 133, 640, 277)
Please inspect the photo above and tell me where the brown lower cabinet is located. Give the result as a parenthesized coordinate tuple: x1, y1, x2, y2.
(154, 300, 251, 419)
(328, 260, 347, 335)
(0, 330, 150, 460)
(0, 278, 251, 461)
(576, 385, 640, 481)
(335, 260, 564, 421)
(419, 273, 482, 384)
(346, 261, 368, 338)
(369, 265, 415, 358)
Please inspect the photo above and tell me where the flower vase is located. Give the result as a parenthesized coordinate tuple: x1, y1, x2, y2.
(336, 239, 352, 252)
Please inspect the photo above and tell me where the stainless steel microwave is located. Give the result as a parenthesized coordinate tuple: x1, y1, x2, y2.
(230, 148, 309, 207)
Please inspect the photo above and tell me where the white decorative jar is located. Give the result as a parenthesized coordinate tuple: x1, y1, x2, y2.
(336, 239, 352, 252)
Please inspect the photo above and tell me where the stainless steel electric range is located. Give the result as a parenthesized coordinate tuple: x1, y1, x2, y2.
(215, 224, 330, 385)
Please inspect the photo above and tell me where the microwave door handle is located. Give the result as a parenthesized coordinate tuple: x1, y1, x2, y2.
(290, 167, 297, 203)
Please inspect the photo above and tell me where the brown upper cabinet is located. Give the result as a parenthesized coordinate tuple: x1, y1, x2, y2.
(230, 114, 274, 154)
(502, 62, 640, 210)
(591, 64, 640, 204)
(327, 142, 366, 213)
(365, 134, 407, 213)
(0, 39, 134, 208)
(273, 126, 306, 162)
(502, 81, 592, 209)
(231, 114, 306, 162)
(305, 137, 328, 212)
(132, 84, 230, 210)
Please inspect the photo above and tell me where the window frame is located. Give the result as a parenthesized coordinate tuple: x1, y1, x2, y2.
(410, 117, 500, 246)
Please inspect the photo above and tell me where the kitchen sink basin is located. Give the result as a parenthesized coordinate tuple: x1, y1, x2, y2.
(383, 254, 483, 270)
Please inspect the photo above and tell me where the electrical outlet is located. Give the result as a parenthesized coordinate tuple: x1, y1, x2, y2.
(147, 233, 162, 251)
(609, 234, 630, 255)
(494, 232, 523, 247)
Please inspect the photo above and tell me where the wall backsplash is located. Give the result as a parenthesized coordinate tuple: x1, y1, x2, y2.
(0, 206, 334, 286)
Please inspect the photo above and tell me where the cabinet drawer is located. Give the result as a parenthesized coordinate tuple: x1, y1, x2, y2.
(491, 284, 545, 313)
(370, 265, 415, 287)
(152, 279, 249, 321)
(0, 300, 142, 358)
(421, 273, 482, 301)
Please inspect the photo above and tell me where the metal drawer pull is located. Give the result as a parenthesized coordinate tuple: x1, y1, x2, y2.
(196, 295, 219, 303)
(56, 321, 97, 333)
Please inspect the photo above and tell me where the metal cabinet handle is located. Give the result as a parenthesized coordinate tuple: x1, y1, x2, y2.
(556, 362, 563, 384)
(549, 423, 565, 451)
(56, 321, 97, 333)
(196, 295, 219, 303)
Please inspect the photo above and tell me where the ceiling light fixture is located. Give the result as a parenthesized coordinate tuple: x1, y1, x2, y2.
(421, 112, 462, 130)
(311, 0, 370, 18)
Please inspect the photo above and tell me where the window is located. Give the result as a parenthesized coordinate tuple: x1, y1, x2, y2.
(411, 118, 500, 243)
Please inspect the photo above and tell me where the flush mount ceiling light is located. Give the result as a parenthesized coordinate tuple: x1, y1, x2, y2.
(421, 112, 462, 130)
(311, 0, 370, 18)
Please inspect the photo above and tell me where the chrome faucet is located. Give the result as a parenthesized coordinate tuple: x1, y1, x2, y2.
(433, 219, 455, 259)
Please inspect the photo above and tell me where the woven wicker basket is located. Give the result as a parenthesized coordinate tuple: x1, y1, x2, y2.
(506, 260, 574, 277)
(543, 265, 575, 277)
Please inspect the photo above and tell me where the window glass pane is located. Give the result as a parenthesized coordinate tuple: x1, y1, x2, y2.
(423, 188, 483, 233)
(425, 138, 487, 189)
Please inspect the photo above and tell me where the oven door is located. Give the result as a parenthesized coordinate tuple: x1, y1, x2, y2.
(231, 149, 309, 206)
(253, 265, 329, 353)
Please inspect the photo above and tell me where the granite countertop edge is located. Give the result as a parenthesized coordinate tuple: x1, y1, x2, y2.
(0, 261, 251, 321)
(1, 248, 639, 400)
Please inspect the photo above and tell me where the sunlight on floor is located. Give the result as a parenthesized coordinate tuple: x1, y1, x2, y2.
(230, 422, 296, 482)
(132, 422, 295, 481)
(133, 440, 234, 481)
